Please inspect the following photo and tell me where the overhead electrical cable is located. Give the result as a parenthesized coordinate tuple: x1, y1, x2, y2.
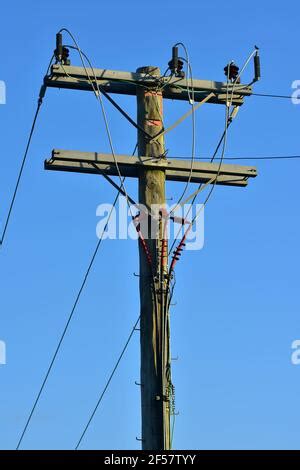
(59, 31, 159, 240)
(59, 30, 160, 302)
(252, 92, 300, 100)
(75, 315, 140, 449)
(170, 43, 196, 210)
(168, 48, 257, 263)
(0, 55, 54, 247)
(16, 141, 137, 450)
(169, 155, 300, 161)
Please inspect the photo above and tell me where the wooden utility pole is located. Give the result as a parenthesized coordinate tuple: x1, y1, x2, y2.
(44, 55, 257, 450)
(136, 66, 170, 449)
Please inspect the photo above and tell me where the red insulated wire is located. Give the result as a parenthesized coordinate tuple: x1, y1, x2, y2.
(160, 208, 169, 273)
(133, 214, 153, 268)
(139, 231, 153, 267)
(169, 222, 192, 273)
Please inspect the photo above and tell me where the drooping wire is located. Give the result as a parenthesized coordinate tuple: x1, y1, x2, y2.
(16, 29, 163, 448)
(162, 68, 242, 382)
(57, 34, 160, 310)
(57, 41, 164, 441)
(235, 48, 258, 84)
(0, 55, 54, 247)
(173, 43, 193, 103)
(167, 120, 232, 258)
(165, 69, 233, 307)
(168, 48, 257, 258)
(67, 35, 162, 256)
(184, 50, 259, 225)
(58, 31, 161, 319)
(58, 29, 133, 210)
(59, 30, 161, 268)
(170, 43, 196, 211)
(75, 315, 140, 449)
(0, 104, 41, 247)
(15, 144, 136, 450)
(193, 71, 231, 210)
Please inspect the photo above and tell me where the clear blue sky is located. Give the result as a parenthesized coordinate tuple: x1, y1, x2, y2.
(1, 0, 300, 450)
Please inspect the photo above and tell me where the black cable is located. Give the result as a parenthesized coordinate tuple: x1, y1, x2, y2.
(168, 124, 230, 257)
(16, 144, 137, 450)
(222, 155, 300, 160)
(16, 206, 114, 449)
(75, 315, 140, 449)
(171, 48, 196, 212)
(0, 102, 42, 247)
(185, 88, 300, 101)
(252, 92, 300, 100)
(59, 32, 138, 219)
(167, 155, 300, 161)
(0, 56, 54, 248)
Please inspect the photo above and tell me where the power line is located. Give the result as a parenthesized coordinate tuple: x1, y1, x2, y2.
(0, 56, 54, 247)
(171, 43, 196, 210)
(168, 47, 290, 258)
(75, 315, 140, 449)
(60, 31, 163, 275)
(0, 102, 42, 247)
(8, 40, 141, 448)
(16, 199, 116, 449)
(16, 35, 283, 450)
(26, 32, 263, 451)
(60, 34, 160, 298)
(58, 30, 159, 316)
(252, 92, 299, 100)
(58, 29, 134, 214)
(167, 94, 233, 257)
(167, 50, 257, 263)
(58, 31, 161, 350)
(192, 74, 231, 209)
(222, 155, 300, 160)
(15, 142, 137, 448)
(169, 155, 300, 161)
(190, 90, 300, 101)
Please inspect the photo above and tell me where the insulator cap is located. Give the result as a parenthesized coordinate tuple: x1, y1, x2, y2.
(62, 46, 70, 66)
(224, 62, 239, 81)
